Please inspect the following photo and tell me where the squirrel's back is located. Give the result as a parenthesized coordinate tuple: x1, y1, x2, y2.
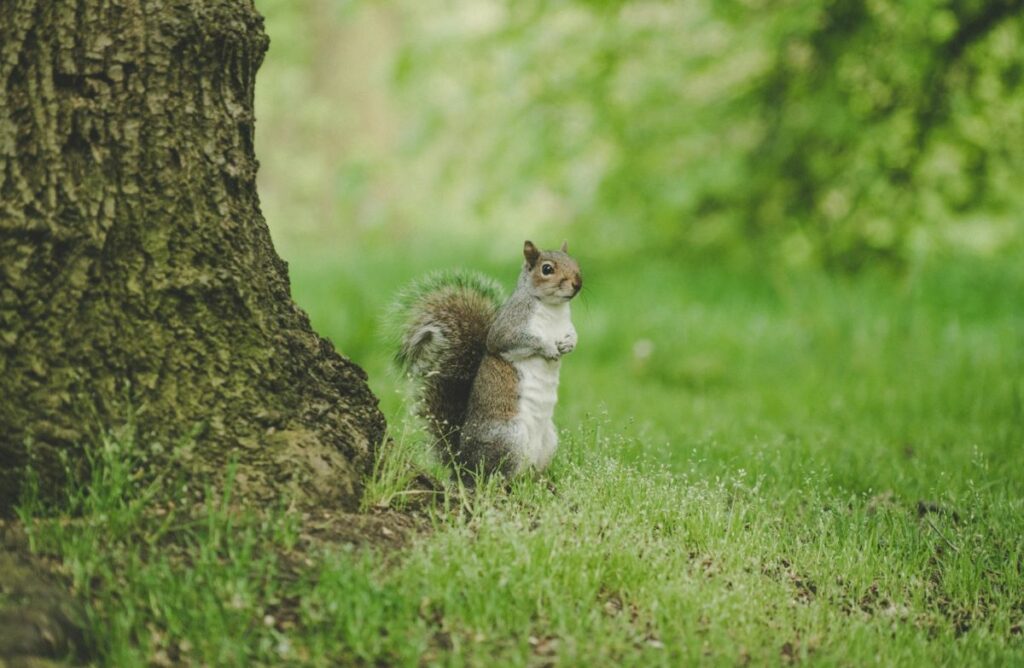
(391, 270, 505, 456)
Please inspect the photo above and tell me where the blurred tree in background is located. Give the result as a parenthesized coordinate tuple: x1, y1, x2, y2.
(255, 0, 1024, 269)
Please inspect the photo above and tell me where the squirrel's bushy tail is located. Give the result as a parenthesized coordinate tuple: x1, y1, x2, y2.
(390, 270, 505, 454)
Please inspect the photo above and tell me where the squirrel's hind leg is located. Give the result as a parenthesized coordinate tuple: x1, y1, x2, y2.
(460, 419, 526, 478)
(535, 421, 558, 471)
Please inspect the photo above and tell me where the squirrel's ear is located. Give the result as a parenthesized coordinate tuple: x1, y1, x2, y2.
(560, 240, 569, 253)
(523, 240, 540, 268)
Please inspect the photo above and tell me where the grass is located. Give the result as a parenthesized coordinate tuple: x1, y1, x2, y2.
(18, 243, 1024, 665)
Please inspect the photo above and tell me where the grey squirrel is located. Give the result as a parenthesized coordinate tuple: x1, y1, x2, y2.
(394, 240, 583, 476)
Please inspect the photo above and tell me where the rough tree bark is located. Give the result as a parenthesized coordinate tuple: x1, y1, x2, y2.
(0, 0, 385, 514)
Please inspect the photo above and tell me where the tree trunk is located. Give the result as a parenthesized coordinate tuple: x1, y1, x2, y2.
(0, 0, 385, 514)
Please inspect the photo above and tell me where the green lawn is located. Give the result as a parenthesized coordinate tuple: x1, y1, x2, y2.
(21, 243, 1024, 665)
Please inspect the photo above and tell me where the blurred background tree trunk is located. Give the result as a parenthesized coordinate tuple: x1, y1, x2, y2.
(0, 0, 385, 515)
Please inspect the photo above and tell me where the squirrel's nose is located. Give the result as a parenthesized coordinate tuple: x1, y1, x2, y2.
(573, 275, 582, 293)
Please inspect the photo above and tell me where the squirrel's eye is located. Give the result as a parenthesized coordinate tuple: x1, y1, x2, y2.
(541, 263, 554, 276)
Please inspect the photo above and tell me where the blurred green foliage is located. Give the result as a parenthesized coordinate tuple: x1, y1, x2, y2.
(255, 0, 1024, 269)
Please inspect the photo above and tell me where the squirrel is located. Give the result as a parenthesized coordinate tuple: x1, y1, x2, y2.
(393, 240, 582, 477)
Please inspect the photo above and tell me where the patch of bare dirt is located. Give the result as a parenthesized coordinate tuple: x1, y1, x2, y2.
(761, 558, 817, 605)
(297, 507, 429, 553)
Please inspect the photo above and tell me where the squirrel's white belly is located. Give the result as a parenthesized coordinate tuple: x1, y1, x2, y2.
(512, 302, 573, 469)
(513, 357, 560, 468)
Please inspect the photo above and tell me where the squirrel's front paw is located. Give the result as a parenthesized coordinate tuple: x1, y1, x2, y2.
(542, 343, 561, 360)
(556, 332, 577, 355)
